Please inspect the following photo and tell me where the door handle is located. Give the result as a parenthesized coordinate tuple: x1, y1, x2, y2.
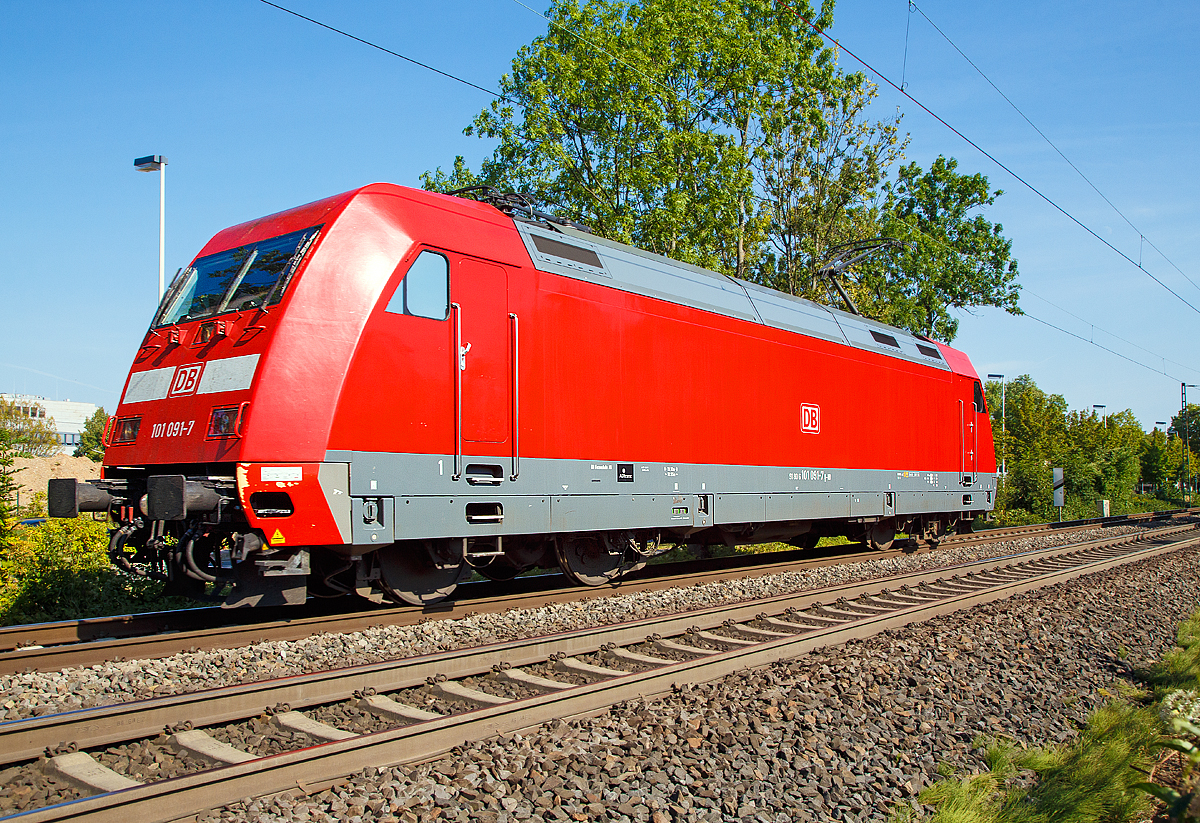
(459, 341, 472, 370)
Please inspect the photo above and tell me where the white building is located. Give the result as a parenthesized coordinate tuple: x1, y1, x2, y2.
(1, 393, 100, 455)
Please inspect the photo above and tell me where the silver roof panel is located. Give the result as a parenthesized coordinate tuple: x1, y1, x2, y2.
(514, 220, 950, 372)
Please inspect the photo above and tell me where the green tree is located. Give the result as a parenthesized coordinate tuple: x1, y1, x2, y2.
(0, 398, 60, 457)
(74, 407, 107, 462)
(859, 156, 1021, 341)
(1061, 408, 1143, 512)
(1173, 402, 1200, 446)
(0, 428, 19, 538)
(1171, 403, 1200, 499)
(997, 375, 1068, 522)
(426, 1, 1021, 343)
(423, 0, 840, 275)
(1139, 424, 1184, 500)
(755, 73, 906, 299)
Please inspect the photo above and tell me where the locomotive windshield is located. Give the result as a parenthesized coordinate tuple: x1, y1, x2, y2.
(153, 225, 321, 326)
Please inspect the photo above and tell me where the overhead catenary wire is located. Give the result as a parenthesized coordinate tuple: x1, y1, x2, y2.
(782, 6, 1200, 317)
(1020, 311, 1179, 382)
(257, 0, 512, 103)
(1023, 290, 1200, 379)
(907, 1, 1200, 298)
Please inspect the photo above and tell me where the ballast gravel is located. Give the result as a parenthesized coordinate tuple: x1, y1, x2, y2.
(199, 543, 1200, 823)
(0, 524, 1166, 722)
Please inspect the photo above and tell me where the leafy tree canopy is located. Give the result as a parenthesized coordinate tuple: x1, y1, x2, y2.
(74, 408, 108, 462)
(1171, 402, 1200, 449)
(860, 157, 1021, 340)
(0, 428, 18, 536)
(985, 375, 1192, 521)
(0, 398, 59, 458)
(424, 0, 1021, 341)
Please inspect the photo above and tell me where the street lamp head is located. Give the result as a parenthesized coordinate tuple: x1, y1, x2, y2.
(987, 374, 1004, 380)
(1093, 404, 1106, 412)
(134, 155, 167, 172)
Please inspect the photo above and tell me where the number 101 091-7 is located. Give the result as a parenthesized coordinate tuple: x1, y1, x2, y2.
(152, 420, 195, 438)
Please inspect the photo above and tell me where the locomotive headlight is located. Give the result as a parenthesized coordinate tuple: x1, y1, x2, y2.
(111, 417, 141, 444)
(207, 406, 240, 438)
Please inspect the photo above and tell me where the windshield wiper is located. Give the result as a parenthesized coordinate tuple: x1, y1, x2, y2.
(216, 249, 259, 313)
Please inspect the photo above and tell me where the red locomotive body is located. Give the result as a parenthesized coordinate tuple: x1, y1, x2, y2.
(50, 183, 996, 606)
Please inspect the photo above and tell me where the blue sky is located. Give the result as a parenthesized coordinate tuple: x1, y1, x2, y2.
(2, 1, 1198, 429)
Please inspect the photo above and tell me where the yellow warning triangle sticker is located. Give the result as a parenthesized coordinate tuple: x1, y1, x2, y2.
(270, 529, 286, 545)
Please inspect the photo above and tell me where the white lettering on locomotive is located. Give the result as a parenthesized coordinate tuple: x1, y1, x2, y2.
(789, 469, 833, 482)
(261, 466, 303, 482)
(800, 403, 820, 434)
(151, 420, 196, 438)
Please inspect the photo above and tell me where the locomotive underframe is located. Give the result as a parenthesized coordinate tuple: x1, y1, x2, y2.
(51, 454, 994, 607)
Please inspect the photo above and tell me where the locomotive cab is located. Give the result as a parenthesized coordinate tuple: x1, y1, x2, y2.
(50, 208, 336, 605)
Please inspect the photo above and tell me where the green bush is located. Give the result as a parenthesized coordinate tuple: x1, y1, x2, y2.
(0, 518, 196, 625)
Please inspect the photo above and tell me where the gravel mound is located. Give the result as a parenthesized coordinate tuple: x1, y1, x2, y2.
(11, 455, 100, 507)
(201, 544, 1200, 823)
(0, 523, 1178, 722)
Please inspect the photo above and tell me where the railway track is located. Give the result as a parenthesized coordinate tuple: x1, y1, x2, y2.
(2, 520, 1196, 823)
(0, 509, 1188, 675)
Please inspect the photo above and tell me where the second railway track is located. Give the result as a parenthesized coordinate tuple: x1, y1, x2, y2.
(2, 520, 1196, 823)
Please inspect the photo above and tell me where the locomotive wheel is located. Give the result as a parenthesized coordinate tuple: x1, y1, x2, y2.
(866, 520, 896, 551)
(377, 541, 469, 605)
(555, 534, 624, 587)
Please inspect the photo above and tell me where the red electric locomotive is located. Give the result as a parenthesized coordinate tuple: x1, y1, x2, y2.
(49, 183, 997, 607)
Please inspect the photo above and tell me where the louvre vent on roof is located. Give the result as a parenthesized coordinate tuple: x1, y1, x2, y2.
(870, 330, 900, 348)
(531, 234, 604, 269)
(916, 343, 942, 359)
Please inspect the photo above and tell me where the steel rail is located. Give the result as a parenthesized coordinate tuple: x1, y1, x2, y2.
(6, 525, 1195, 823)
(1, 509, 1187, 675)
(0, 543, 907, 674)
(2, 523, 1192, 766)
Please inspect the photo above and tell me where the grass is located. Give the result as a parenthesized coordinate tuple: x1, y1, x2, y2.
(900, 607, 1200, 823)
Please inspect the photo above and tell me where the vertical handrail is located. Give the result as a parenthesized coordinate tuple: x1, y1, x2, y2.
(509, 312, 520, 480)
(452, 302, 462, 481)
(972, 402, 978, 483)
(958, 399, 965, 482)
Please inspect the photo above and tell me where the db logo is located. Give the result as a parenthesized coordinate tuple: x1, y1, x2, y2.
(801, 403, 821, 434)
(168, 364, 204, 397)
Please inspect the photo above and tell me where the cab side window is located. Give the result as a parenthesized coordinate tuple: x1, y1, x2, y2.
(386, 250, 449, 320)
(973, 380, 987, 414)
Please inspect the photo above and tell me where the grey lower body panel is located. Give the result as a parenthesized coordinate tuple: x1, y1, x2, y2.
(325, 450, 995, 543)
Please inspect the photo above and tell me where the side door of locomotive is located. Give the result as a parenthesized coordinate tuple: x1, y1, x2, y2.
(959, 378, 984, 486)
(451, 257, 512, 450)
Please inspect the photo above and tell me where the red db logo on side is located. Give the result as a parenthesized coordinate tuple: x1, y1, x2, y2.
(801, 403, 820, 434)
(168, 364, 204, 397)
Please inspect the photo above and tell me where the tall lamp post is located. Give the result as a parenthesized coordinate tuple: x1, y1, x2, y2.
(986, 374, 1005, 474)
(1184, 384, 1197, 506)
(134, 155, 168, 302)
(1092, 404, 1107, 427)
